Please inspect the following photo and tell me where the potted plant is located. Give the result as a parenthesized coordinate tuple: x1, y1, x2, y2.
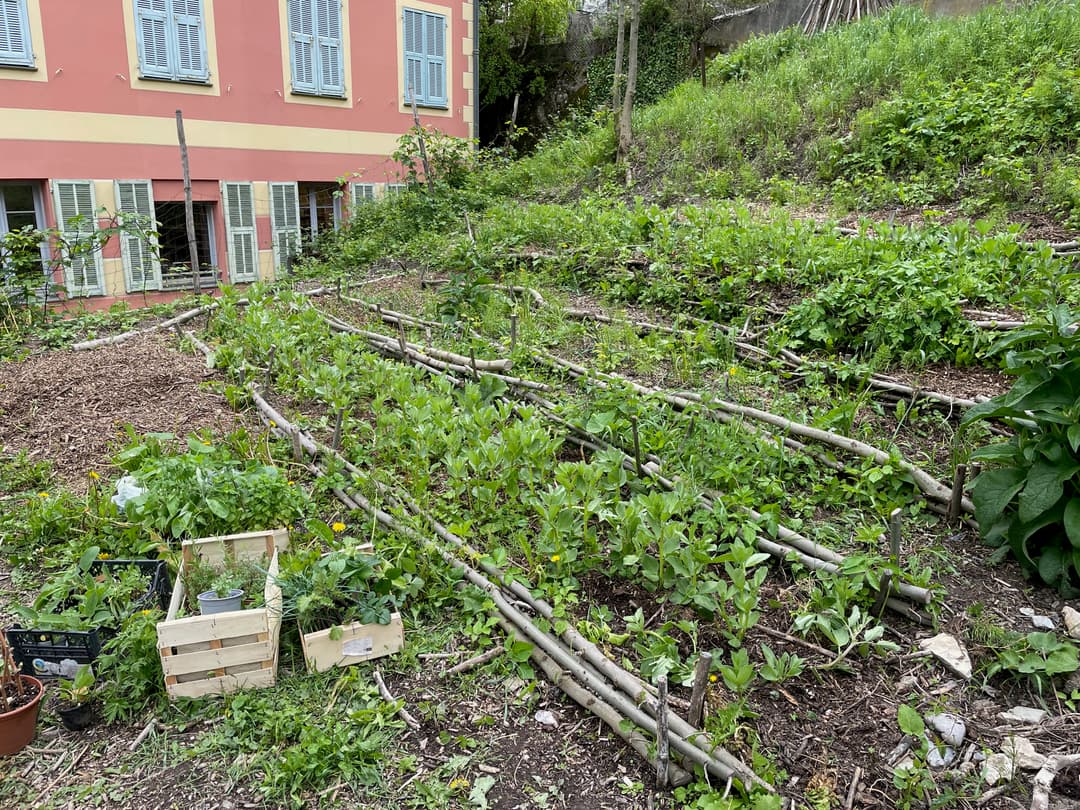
(182, 551, 267, 616)
(0, 631, 44, 756)
(53, 664, 96, 731)
(195, 573, 245, 615)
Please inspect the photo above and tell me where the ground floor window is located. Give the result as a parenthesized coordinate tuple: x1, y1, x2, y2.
(298, 182, 342, 244)
(154, 201, 217, 289)
(0, 182, 47, 283)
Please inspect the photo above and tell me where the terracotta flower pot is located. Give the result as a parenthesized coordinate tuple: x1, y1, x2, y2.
(0, 675, 44, 757)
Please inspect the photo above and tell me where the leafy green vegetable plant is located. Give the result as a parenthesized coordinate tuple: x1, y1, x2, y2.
(963, 305, 1080, 594)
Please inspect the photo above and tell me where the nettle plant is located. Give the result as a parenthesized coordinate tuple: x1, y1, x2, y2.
(963, 306, 1080, 594)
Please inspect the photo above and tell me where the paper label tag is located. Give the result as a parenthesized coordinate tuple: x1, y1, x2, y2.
(342, 637, 374, 657)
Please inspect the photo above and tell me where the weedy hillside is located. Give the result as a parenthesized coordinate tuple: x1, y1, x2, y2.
(2, 3, 1080, 809)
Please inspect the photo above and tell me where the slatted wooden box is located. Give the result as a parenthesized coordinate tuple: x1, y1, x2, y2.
(156, 529, 289, 699)
(300, 612, 404, 673)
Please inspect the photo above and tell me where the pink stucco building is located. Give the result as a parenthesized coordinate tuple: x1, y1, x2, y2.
(0, 0, 476, 304)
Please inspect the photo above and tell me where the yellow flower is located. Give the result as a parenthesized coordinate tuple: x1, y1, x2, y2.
(287, 480, 295, 486)
(98, 552, 111, 560)
(550, 554, 561, 563)
(269, 420, 277, 428)
(140, 609, 153, 616)
(728, 367, 738, 376)
(37, 492, 49, 498)
(332, 522, 346, 533)
(709, 674, 718, 683)
(449, 778, 470, 792)
(88, 471, 100, 480)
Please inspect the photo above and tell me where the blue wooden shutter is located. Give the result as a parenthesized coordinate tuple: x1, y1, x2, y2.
(402, 9, 424, 103)
(288, 0, 316, 93)
(135, 0, 172, 78)
(0, 0, 33, 67)
(425, 12, 446, 107)
(315, 0, 343, 95)
(171, 0, 208, 81)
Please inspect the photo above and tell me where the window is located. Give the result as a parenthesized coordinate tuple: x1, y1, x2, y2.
(115, 180, 161, 292)
(402, 8, 446, 108)
(221, 182, 257, 283)
(52, 181, 104, 296)
(350, 183, 375, 207)
(1, 182, 46, 281)
(154, 201, 217, 289)
(269, 182, 301, 272)
(298, 181, 341, 241)
(386, 183, 406, 196)
(287, 0, 343, 97)
(0, 0, 34, 67)
(135, 0, 209, 83)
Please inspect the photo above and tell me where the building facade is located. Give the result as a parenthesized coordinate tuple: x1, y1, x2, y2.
(0, 0, 476, 304)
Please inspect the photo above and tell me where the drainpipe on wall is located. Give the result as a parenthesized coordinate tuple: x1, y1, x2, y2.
(473, 0, 480, 148)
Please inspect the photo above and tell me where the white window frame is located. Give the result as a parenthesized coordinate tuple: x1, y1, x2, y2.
(221, 181, 258, 284)
(134, 0, 210, 83)
(114, 180, 162, 293)
(269, 181, 301, 273)
(0, 181, 48, 280)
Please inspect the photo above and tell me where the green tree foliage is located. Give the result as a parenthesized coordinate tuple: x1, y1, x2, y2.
(479, 0, 575, 104)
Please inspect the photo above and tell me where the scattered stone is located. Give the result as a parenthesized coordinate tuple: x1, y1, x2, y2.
(896, 674, 919, 693)
(983, 752, 1015, 786)
(1003, 736, 1046, 771)
(477, 764, 500, 774)
(926, 713, 967, 748)
(1020, 607, 1035, 617)
(1063, 606, 1080, 640)
(894, 756, 916, 772)
(534, 710, 558, 729)
(919, 633, 973, 680)
(926, 741, 956, 770)
(1031, 614, 1055, 630)
(998, 706, 1048, 725)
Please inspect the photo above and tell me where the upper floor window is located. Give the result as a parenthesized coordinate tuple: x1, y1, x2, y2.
(403, 9, 446, 109)
(135, 0, 209, 83)
(288, 0, 343, 97)
(0, 0, 34, 68)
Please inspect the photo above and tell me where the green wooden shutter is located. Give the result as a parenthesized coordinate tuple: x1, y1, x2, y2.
(268, 182, 301, 273)
(135, 0, 172, 78)
(52, 181, 104, 296)
(115, 180, 161, 292)
(315, 0, 343, 95)
(222, 182, 258, 283)
(402, 9, 423, 103)
(288, 0, 316, 93)
(171, 0, 208, 81)
(424, 12, 446, 106)
(0, 0, 33, 67)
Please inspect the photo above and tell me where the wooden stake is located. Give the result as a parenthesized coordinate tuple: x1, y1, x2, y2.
(331, 408, 344, 451)
(631, 416, 643, 476)
(291, 429, 304, 463)
(656, 674, 670, 787)
(687, 651, 712, 727)
(263, 346, 276, 390)
(336, 277, 341, 300)
(871, 570, 893, 618)
(948, 464, 967, 524)
(510, 313, 518, 352)
(175, 110, 200, 295)
(889, 508, 902, 563)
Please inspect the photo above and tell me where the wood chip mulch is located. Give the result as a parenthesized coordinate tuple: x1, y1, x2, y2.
(0, 334, 253, 487)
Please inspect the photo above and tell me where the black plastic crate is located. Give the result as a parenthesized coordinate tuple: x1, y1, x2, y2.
(6, 558, 171, 677)
(5, 626, 105, 678)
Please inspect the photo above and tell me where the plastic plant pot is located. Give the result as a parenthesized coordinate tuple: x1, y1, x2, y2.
(196, 589, 244, 615)
(55, 700, 96, 732)
(0, 675, 44, 756)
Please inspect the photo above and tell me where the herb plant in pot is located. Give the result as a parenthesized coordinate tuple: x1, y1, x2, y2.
(53, 664, 96, 731)
(0, 631, 44, 756)
(196, 573, 245, 615)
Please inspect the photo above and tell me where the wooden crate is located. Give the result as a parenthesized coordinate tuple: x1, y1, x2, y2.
(300, 612, 404, 673)
(156, 529, 289, 699)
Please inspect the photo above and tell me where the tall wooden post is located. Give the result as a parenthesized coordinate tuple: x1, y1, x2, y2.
(175, 110, 200, 294)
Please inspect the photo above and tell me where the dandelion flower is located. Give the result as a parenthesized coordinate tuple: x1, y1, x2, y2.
(550, 554, 561, 563)
(709, 674, 718, 683)
(728, 367, 738, 376)
(98, 552, 111, 560)
(88, 470, 100, 480)
(449, 778, 470, 791)
(37, 492, 49, 498)
(332, 522, 346, 533)
(287, 480, 295, 486)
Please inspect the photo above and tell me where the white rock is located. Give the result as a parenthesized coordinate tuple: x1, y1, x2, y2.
(926, 713, 967, 748)
(894, 756, 916, 772)
(1031, 614, 1055, 630)
(997, 706, 1048, 725)
(1063, 605, 1080, 640)
(926, 742, 956, 770)
(919, 633, 973, 680)
(534, 710, 558, 729)
(1002, 736, 1046, 771)
(1020, 607, 1035, 617)
(983, 752, 1015, 785)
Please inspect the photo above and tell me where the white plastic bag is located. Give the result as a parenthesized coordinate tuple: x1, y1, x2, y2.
(111, 475, 147, 512)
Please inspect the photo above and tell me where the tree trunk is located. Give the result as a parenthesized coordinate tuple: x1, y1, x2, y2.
(611, 0, 626, 129)
(616, 0, 640, 169)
